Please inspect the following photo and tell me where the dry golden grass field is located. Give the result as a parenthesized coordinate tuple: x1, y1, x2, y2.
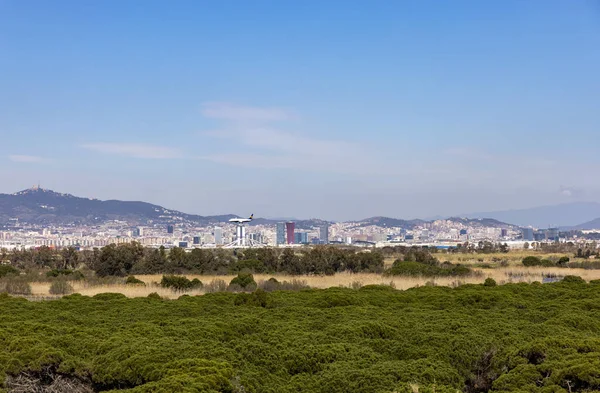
(25, 266, 600, 299)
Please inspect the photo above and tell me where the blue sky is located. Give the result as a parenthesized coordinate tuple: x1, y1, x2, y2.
(1, 0, 599, 221)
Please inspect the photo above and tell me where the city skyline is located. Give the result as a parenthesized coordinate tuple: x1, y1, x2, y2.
(2, 1, 599, 221)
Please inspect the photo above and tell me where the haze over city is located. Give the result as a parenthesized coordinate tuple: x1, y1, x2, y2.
(1, 1, 599, 221)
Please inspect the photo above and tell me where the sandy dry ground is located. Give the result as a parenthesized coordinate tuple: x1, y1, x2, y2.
(25, 267, 600, 299)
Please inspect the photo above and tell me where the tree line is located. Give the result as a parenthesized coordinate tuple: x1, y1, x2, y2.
(1, 244, 386, 276)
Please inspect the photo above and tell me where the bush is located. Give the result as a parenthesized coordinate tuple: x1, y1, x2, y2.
(147, 292, 162, 300)
(160, 275, 203, 291)
(0, 265, 19, 278)
(2, 279, 32, 295)
(385, 260, 473, 277)
(234, 289, 270, 307)
(522, 256, 555, 267)
(483, 278, 497, 287)
(125, 276, 145, 285)
(49, 280, 74, 295)
(557, 256, 570, 267)
(229, 273, 257, 290)
(562, 275, 585, 284)
(46, 269, 85, 280)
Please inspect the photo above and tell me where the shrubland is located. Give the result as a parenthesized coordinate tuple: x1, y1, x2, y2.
(1, 280, 600, 392)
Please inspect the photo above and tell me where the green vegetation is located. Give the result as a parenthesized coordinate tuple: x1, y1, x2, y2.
(0, 265, 18, 278)
(522, 256, 555, 267)
(125, 275, 146, 285)
(229, 273, 257, 290)
(385, 250, 474, 277)
(1, 280, 600, 392)
(46, 268, 85, 280)
(160, 275, 203, 291)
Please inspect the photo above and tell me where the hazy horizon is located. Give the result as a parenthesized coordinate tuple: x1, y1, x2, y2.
(2, 1, 599, 221)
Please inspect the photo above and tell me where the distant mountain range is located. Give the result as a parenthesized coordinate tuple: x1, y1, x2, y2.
(2, 187, 600, 230)
(569, 218, 600, 231)
(464, 202, 600, 228)
(0, 187, 236, 226)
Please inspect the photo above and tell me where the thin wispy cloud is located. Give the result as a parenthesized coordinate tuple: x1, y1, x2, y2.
(8, 155, 45, 163)
(199, 102, 374, 174)
(201, 102, 293, 122)
(81, 143, 183, 159)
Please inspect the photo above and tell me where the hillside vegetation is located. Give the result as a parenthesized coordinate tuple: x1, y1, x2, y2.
(2, 280, 600, 392)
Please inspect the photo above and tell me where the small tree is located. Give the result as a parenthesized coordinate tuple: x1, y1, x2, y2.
(229, 273, 257, 291)
(522, 256, 542, 267)
(557, 256, 570, 267)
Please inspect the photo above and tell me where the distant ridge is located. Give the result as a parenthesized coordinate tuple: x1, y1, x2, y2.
(569, 218, 600, 231)
(353, 216, 514, 230)
(0, 187, 236, 226)
(0, 187, 529, 229)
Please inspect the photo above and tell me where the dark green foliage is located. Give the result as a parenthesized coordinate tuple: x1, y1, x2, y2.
(557, 256, 570, 266)
(385, 260, 473, 277)
(234, 289, 271, 308)
(1, 284, 600, 391)
(160, 275, 202, 291)
(125, 275, 145, 285)
(562, 275, 585, 284)
(229, 273, 256, 290)
(93, 292, 127, 301)
(484, 277, 497, 287)
(147, 292, 162, 300)
(522, 256, 541, 266)
(522, 256, 554, 267)
(0, 265, 18, 278)
(46, 269, 84, 280)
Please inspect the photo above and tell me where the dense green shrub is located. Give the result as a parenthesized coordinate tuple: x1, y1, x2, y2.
(522, 256, 554, 267)
(125, 275, 146, 285)
(5, 278, 600, 392)
(229, 273, 257, 290)
(0, 265, 19, 278)
(46, 269, 85, 280)
(49, 280, 74, 295)
(160, 275, 202, 291)
(557, 256, 570, 266)
(147, 292, 162, 300)
(234, 289, 270, 307)
(385, 260, 473, 277)
(522, 256, 541, 266)
(484, 277, 497, 287)
(562, 275, 585, 284)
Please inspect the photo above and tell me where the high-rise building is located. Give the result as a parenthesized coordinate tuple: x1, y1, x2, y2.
(546, 228, 559, 241)
(132, 228, 141, 237)
(167, 225, 174, 234)
(178, 241, 188, 248)
(276, 223, 286, 245)
(286, 222, 295, 245)
(214, 227, 223, 245)
(522, 228, 534, 241)
(319, 223, 329, 244)
(501, 228, 508, 238)
(294, 232, 308, 244)
(193, 236, 201, 245)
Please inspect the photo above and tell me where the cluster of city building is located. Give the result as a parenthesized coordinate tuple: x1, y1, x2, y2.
(0, 217, 586, 251)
